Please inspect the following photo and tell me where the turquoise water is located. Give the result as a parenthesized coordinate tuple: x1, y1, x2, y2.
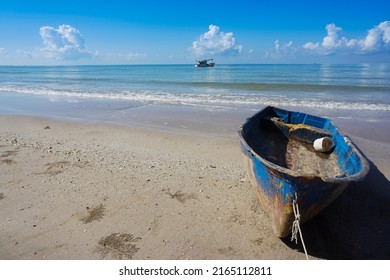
(1, 64, 389, 113)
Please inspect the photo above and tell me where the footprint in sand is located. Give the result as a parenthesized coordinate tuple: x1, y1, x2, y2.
(45, 161, 70, 175)
(1, 158, 16, 165)
(1, 149, 19, 165)
(164, 188, 198, 203)
(95, 233, 141, 259)
(81, 204, 105, 224)
(35, 161, 70, 176)
(1, 149, 19, 158)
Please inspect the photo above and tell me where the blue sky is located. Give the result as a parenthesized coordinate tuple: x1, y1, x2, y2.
(1, 0, 389, 65)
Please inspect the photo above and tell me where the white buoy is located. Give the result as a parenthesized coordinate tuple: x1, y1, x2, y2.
(313, 137, 333, 152)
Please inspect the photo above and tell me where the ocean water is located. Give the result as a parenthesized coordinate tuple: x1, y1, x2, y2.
(0, 64, 389, 120)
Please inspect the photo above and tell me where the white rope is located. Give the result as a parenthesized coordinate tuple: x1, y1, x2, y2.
(291, 193, 309, 260)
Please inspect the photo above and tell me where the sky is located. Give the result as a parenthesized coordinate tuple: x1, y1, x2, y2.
(0, 0, 390, 65)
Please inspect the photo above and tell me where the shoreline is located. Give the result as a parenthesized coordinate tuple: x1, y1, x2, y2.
(1, 110, 389, 259)
(1, 90, 390, 141)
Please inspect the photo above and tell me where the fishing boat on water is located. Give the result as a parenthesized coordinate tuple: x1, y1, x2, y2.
(238, 106, 369, 238)
(195, 59, 215, 67)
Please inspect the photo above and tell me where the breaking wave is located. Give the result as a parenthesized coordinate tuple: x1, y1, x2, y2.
(1, 84, 389, 112)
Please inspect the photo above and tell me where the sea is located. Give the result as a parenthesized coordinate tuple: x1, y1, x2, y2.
(1, 64, 389, 131)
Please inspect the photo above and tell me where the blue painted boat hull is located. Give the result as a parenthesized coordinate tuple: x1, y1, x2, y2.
(238, 106, 370, 238)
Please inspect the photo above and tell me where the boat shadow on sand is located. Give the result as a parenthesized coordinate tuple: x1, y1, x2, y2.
(282, 159, 390, 259)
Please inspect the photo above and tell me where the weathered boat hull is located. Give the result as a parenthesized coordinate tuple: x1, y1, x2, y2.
(238, 106, 369, 238)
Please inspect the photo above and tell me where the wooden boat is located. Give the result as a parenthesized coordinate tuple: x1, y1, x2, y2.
(238, 106, 369, 238)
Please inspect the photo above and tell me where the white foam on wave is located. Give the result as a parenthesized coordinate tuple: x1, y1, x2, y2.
(1, 84, 389, 112)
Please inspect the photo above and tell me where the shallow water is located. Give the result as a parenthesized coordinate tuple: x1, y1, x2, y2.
(1, 64, 389, 113)
(1, 64, 389, 142)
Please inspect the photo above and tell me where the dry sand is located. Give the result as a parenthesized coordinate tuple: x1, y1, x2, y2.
(0, 115, 389, 260)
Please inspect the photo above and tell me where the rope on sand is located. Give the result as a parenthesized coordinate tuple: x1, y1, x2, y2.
(291, 193, 309, 260)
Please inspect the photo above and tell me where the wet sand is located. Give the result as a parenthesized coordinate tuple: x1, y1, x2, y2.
(0, 111, 389, 260)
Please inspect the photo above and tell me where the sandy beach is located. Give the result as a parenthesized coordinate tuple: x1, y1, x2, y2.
(1, 109, 389, 260)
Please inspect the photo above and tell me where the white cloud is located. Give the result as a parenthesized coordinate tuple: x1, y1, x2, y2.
(303, 42, 320, 50)
(192, 24, 243, 56)
(0, 48, 7, 56)
(125, 52, 148, 60)
(16, 49, 33, 59)
(265, 40, 295, 59)
(274, 40, 293, 51)
(303, 21, 390, 54)
(303, 23, 358, 54)
(360, 21, 390, 51)
(322, 24, 342, 48)
(39, 24, 93, 60)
